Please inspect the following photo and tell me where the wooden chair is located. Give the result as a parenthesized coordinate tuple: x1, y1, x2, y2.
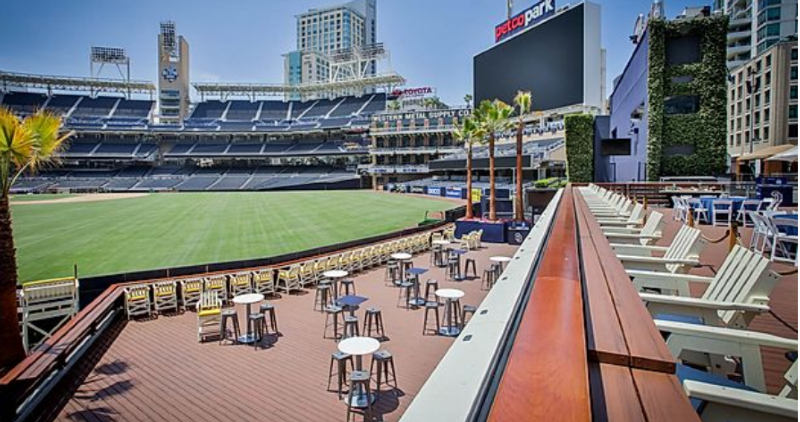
(638, 245, 780, 328)
(603, 211, 665, 246)
(314, 259, 328, 282)
(196, 291, 222, 342)
(179, 277, 204, 310)
(252, 269, 276, 297)
(124, 284, 151, 320)
(277, 265, 301, 294)
(229, 272, 253, 297)
(152, 280, 178, 315)
(612, 224, 706, 275)
(204, 275, 228, 305)
(299, 261, 316, 286)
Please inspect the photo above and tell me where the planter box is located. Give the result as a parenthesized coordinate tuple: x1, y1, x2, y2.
(455, 219, 507, 243)
(527, 188, 558, 216)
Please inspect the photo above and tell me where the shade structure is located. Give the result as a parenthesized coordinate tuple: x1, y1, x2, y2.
(766, 145, 798, 162)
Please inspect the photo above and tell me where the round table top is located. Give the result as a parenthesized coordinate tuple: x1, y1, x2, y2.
(323, 270, 349, 279)
(232, 293, 265, 305)
(435, 288, 465, 300)
(490, 256, 513, 263)
(338, 336, 380, 356)
(432, 240, 451, 246)
(391, 253, 412, 260)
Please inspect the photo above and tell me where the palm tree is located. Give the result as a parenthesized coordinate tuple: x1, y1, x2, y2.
(463, 94, 473, 109)
(513, 91, 532, 222)
(452, 116, 484, 220)
(387, 100, 401, 111)
(474, 100, 514, 221)
(0, 108, 71, 371)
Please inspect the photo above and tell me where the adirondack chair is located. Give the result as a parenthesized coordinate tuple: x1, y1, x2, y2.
(596, 203, 645, 227)
(196, 291, 222, 342)
(683, 364, 797, 422)
(204, 275, 228, 305)
(179, 277, 204, 310)
(603, 211, 666, 246)
(590, 196, 632, 216)
(252, 269, 276, 297)
(612, 225, 706, 274)
(229, 271, 252, 296)
(124, 284, 151, 320)
(277, 265, 301, 294)
(656, 320, 797, 393)
(152, 280, 178, 315)
(638, 245, 779, 329)
(299, 261, 315, 286)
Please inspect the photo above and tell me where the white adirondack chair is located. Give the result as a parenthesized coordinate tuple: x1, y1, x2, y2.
(656, 320, 797, 393)
(596, 203, 645, 227)
(683, 371, 797, 422)
(612, 224, 706, 274)
(638, 245, 780, 329)
(603, 211, 666, 246)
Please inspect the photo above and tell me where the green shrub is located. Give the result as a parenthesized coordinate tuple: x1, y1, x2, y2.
(565, 113, 594, 183)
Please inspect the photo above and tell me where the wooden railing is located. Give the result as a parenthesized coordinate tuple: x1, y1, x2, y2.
(486, 186, 699, 421)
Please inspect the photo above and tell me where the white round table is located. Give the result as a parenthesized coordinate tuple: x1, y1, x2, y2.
(323, 270, 349, 300)
(490, 256, 513, 271)
(338, 337, 380, 407)
(435, 289, 465, 337)
(232, 293, 265, 344)
(391, 253, 413, 285)
(432, 240, 451, 246)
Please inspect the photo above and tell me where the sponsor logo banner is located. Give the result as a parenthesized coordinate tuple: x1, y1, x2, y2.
(495, 0, 556, 43)
(390, 87, 434, 98)
(411, 186, 425, 194)
(471, 188, 482, 203)
(446, 187, 463, 199)
(372, 108, 471, 123)
(427, 187, 442, 196)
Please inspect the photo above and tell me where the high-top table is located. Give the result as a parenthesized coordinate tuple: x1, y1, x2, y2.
(338, 336, 380, 407)
(232, 293, 265, 344)
(435, 288, 465, 337)
(490, 256, 513, 271)
(391, 253, 412, 285)
(432, 240, 451, 267)
(337, 294, 368, 317)
(406, 267, 428, 307)
(449, 249, 467, 281)
(323, 270, 349, 300)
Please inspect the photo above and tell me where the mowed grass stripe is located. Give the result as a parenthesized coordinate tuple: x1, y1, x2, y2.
(11, 191, 456, 282)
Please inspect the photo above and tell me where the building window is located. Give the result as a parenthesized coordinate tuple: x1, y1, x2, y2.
(764, 108, 770, 121)
(792, 66, 798, 81)
(766, 54, 772, 67)
(790, 105, 798, 119)
(792, 86, 798, 100)
(792, 49, 798, 61)
(790, 124, 798, 138)
(765, 71, 771, 85)
(664, 95, 700, 114)
(762, 126, 769, 140)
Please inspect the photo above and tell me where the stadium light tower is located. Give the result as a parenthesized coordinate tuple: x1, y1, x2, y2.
(90, 46, 131, 96)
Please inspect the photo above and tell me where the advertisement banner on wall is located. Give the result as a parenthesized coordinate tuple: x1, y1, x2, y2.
(427, 187, 442, 196)
(445, 187, 464, 199)
(495, 0, 556, 43)
(471, 188, 482, 203)
(411, 186, 426, 194)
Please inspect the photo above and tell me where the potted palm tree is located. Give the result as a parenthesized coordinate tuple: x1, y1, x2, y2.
(0, 108, 71, 371)
(452, 116, 483, 220)
(474, 99, 513, 221)
(513, 91, 532, 222)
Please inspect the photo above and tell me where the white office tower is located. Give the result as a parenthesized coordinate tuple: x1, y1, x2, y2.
(157, 21, 190, 123)
(714, 0, 798, 69)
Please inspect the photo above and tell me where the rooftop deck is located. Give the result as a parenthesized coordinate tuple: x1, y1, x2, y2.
(39, 243, 518, 422)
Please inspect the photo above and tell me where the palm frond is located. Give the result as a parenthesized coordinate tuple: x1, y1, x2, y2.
(21, 110, 71, 173)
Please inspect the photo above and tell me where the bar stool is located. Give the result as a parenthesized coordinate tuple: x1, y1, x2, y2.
(346, 371, 374, 422)
(324, 305, 344, 340)
(482, 266, 497, 290)
(492, 263, 503, 281)
(464, 258, 478, 278)
(219, 309, 240, 345)
(422, 301, 441, 335)
(385, 260, 399, 285)
(339, 279, 356, 296)
(370, 349, 398, 395)
(314, 283, 332, 312)
(343, 315, 360, 339)
(327, 351, 354, 400)
(424, 279, 439, 302)
(396, 281, 414, 309)
(248, 313, 267, 349)
(259, 302, 279, 334)
(430, 244, 442, 266)
(363, 307, 385, 339)
(447, 256, 461, 281)
(461, 305, 477, 327)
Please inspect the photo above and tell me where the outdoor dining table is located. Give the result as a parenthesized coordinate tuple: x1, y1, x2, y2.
(432, 240, 451, 267)
(697, 196, 748, 218)
(338, 336, 380, 408)
(322, 270, 349, 300)
(435, 288, 465, 337)
(406, 267, 428, 307)
(490, 256, 513, 271)
(390, 253, 412, 285)
(232, 293, 265, 344)
(336, 294, 368, 316)
(449, 249, 467, 281)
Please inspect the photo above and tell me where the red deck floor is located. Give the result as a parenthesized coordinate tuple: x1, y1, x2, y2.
(45, 243, 518, 422)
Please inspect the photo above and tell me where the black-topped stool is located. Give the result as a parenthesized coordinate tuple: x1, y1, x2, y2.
(424, 279, 439, 302)
(248, 313, 266, 349)
(314, 283, 332, 312)
(327, 351, 354, 399)
(259, 302, 278, 334)
(219, 309, 240, 345)
(370, 349, 398, 395)
(324, 305, 344, 340)
(345, 371, 374, 422)
(343, 315, 360, 339)
(363, 307, 385, 339)
(461, 305, 477, 327)
(422, 301, 441, 335)
(464, 258, 478, 278)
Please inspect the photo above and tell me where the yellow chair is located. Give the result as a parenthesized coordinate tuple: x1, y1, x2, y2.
(300, 261, 315, 287)
(229, 272, 252, 297)
(314, 259, 328, 282)
(196, 291, 222, 342)
(124, 284, 151, 320)
(338, 252, 352, 272)
(180, 277, 204, 310)
(252, 269, 275, 297)
(205, 275, 228, 305)
(327, 254, 340, 271)
(277, 265, 301, 294)
(153, 280, 178, 315)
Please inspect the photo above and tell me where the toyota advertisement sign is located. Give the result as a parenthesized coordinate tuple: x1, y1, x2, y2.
(495, 0, 556, 43)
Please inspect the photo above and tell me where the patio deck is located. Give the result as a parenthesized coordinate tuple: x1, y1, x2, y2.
(38, 243, 518, 422)
(657, 208, 797, 394)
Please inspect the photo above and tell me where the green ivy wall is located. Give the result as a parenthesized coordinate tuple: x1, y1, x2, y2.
(565, 113, 595, 183)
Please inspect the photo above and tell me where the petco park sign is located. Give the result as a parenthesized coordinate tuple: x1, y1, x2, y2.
(495, 0, 556, 43)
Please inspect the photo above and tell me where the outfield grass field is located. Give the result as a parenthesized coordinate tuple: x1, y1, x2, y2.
(10, 193, 75, 202)
(11, 191, 457, 282)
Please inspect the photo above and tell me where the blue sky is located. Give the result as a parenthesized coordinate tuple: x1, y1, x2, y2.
(0, 0, 706, 104)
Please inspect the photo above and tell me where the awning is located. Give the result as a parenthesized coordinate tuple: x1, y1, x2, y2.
(766, 145, 798, 162)
(738, 144, 795, 161)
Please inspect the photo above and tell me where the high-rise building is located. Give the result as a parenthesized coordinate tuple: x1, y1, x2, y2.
(284, 0, 377, 99)
(714, 0, 798, 69)
(157, 21, 190, 123)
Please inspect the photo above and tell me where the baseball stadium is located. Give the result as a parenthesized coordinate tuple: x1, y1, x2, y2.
(1, 1, 798, 422)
